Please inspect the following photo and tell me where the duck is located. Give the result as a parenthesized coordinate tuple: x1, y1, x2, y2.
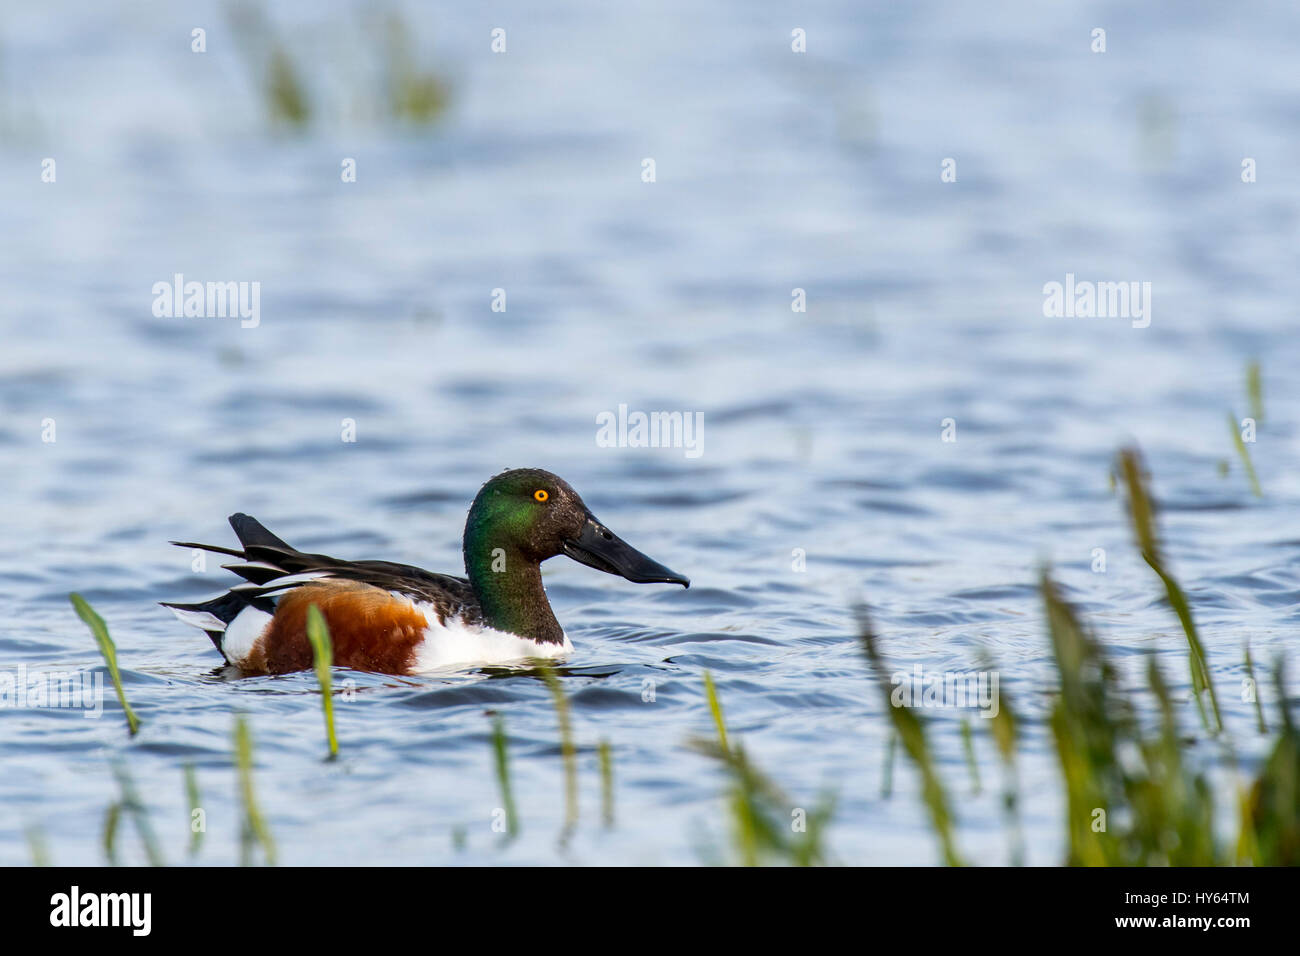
(162, 468, 689, 675)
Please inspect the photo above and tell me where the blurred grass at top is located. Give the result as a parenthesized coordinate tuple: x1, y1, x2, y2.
(225, 1, 452, 133)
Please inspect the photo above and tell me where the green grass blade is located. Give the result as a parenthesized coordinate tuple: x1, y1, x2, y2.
(960, 718, 982, 795)
(703, 670, 728, 754)
(1116, 449, 1159, 564)
(1117, 448, 1222, 735)
(26, 825, 50, 867)
(305, 604, 338, 758)
(1227, 412, 1262, 498)
(1041, 563, 1230, 865)
(70, 593, 139, 735)
(538, 665, 578, 832)
(1246, 359, 1263, 422)
(1040, 569, 1120, 866)
(881, 731, 896, 798)
(112, 760, 164, 866)
(383, 13, 451, 125)
(1245, 642, 1268, 734)
(266, 46, 311, 127)
(857, 609, 964, 866)
(184, 763, 203, 855)
(491, 715, 519, 839)
(730, 752, 759, 866)
(1234, 783, 1260, 865)
(1241, 657, 1299, 864)
(598, 740, 615, 827)
(689, 676, 834, 866)
(979, 651, 1023, 866)
(102, 801, 122, 865)
(234, 715, 276, 866)
(225, 3, 312, 129)
(1143, 554, 1222, 734)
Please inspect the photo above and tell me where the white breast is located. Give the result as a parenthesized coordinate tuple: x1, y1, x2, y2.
(220, 604, 274, 666)
(408, 602, 572, 673)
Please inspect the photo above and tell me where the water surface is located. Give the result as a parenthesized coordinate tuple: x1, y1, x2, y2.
(1, 0, 1298, 865)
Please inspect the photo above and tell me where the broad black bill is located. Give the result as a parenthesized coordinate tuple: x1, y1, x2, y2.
(562, 515, 689, 587)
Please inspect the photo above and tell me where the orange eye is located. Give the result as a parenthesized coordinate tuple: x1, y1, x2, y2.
(534, 489, 549, 502)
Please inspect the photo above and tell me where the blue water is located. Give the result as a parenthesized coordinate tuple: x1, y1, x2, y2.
(1, 0, 1298, 865)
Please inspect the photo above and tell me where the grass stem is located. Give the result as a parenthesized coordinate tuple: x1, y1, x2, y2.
(491, 715, 519, 839)
(1227, 412, 1262, 498)
(598, 740, 615, 827)
(70, 593, 139, 736)
(305, 604, 339, 758)
(184, 763, 203, 856)
(234, 715, 276, 866)
(539, 665, 578, 833)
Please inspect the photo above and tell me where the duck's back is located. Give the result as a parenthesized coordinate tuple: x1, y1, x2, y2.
(163, 514, 526, 676)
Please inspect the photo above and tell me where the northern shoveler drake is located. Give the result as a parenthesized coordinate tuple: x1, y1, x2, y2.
(162, 468, 689, 675)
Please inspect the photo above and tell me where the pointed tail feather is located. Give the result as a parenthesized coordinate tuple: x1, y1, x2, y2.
(160, 591, 255, 651)
(228, 513, 294, 552)
(165, 515, 297, 661)
(169, 540, 246, 559)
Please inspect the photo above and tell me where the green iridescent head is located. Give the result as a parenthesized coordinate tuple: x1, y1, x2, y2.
(461, 468, 688, 642)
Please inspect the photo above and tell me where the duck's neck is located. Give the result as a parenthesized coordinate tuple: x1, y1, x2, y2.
(463, 543, 564, 645)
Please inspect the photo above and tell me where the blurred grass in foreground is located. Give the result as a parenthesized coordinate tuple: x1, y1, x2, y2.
(691, 670, 835, 866)
(235, 715, 276, 866)
(867, 445, 1297, 865)
(1117, 447, 1222, 733)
